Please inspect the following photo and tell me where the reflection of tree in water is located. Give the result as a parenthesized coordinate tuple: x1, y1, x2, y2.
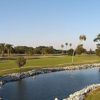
(15, 80, 28, 100)
(0, 85, 3, 100)
(98, 68, 100, 82)
(32, 75, 36, 80)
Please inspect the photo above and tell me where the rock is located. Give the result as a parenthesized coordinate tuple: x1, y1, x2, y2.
(0, 97, 3, 100)
(0, 81, 5, 87)
(55, 98, 59, 100)
(1, 63, 100, 87)
(63, 84, 100, 100)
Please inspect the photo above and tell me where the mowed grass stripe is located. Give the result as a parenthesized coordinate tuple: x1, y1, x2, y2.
(0, 55, 100, 76)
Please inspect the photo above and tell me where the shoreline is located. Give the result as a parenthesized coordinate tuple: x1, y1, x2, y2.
(0, 63, 100, 100)
(63, 84, 100, 100)
(0, 63, 100, 87)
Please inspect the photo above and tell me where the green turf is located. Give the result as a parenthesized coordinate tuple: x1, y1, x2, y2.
(85, 88, 100, 100)
(0, 55, 100, 76)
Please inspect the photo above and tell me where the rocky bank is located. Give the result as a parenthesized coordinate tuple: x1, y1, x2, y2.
(0, 63, 100, 87)
(63, 84, 100, 100)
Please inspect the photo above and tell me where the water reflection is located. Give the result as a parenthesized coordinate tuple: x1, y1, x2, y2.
(1, 68, 100, 100)
(32, 76, 36, 80)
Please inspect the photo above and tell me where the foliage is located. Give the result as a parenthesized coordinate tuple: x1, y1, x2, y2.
(16, 57, 26, 68)
(5, 44, 13, 56)
(67, 49, 74, 56)
(87, 49, 95, 55)
(94, 34, 100, 56)
(0, 43, 5, 56)
(65, 43, 68, 46)
(34, 46, 55, 54)
(79, 35, 86, 41)
(75, 44, 86, 55)
(95, 49, 100, 56)
(26, 47, 34, 55)
(14, 46, 28, 54)
(94, 33, 100, 43)
(69, 43, 72, 47)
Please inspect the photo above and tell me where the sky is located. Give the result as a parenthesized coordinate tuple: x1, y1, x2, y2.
(0, 0, 100, 50)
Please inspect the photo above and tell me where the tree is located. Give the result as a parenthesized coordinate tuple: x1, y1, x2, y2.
(34, 46, 54, 55)
(94, 34, 100, 56)
(61, 44, 64, 54)
(65, 43, 68, 54)
(87, 49, 94, 55)
(16, 57, 26, 78)
(79, 35, 86, 41)
(0, 43, 5, 57)
(95, 49, 100, 56)
(26, 47, 34, 56)
(75, 44, 86, 55)
(67, 49, 74, 56)
(72, 35, 86, 64)
(16, 57, 26, 68)
(14, 46, 28, 54)
(42, 46, 54, 54)
(5, 44, 13, 56)
(94, 34, 100, 43)
(79, 35, 86, 44)
(69, 43, 72, 48)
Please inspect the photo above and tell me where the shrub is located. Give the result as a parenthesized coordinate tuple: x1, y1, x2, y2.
(16, 57, 26, 68)
(96, 49, 100, 56)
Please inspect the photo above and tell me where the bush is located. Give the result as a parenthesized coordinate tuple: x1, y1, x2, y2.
(16, 57, 26, 68)
(75, 45, 86, 55)
(96, 49, 100, 56)
(67, 49, 74, 56)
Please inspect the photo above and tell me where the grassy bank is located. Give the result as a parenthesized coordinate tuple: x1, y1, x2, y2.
(85, 88, 100, 100)
(0, 55, 100, 76)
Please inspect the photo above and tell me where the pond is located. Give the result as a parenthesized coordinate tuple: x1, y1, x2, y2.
(0, 67, 100, 100)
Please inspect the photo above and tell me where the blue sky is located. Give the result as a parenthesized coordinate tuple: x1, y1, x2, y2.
(0, 0, 100, 50)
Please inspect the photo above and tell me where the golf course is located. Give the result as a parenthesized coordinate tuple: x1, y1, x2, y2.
(0, 55, 100, 76)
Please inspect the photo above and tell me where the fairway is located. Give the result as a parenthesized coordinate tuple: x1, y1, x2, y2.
(0, 55, 100, 76)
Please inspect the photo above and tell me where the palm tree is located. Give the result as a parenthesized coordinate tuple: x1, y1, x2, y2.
(69, 43, 74, 63)
(72, 35, 86, 64)
(0, 43, 5, 57)
(94, 34, 100, 56)
(6, 44, 13, 56)
(94, 34, 100, 42)
(79, 35, 86, 44)
(65, 43, 68, 54)
(61, 44, 64, 54)
(69, 43, 72, 48)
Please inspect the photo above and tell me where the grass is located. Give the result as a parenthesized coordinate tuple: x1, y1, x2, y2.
(0, 55, 100, 76)
(85, 88, 100, 100)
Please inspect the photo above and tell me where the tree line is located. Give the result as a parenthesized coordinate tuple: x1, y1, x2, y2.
(0, 34, 100, 57)
(0, 44, 57, 56)
(0, 43, 90, 57)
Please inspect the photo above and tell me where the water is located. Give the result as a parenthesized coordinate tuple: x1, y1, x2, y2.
(0, 68, 100, 100)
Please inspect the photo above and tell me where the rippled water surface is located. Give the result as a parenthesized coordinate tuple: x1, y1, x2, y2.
(0, 68, 100, 100)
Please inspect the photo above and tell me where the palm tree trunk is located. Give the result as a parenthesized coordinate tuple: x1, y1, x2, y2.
(8, 49, 10, 56)
(72, 50, 75, 64)
(66, 47, 67, 54)
(62, 49, 63, 54)
(2, 50, 4, 57)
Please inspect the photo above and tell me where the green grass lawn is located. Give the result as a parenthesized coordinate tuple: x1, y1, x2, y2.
(0, 55, 100, 76)
(85, 88, 100, 100)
